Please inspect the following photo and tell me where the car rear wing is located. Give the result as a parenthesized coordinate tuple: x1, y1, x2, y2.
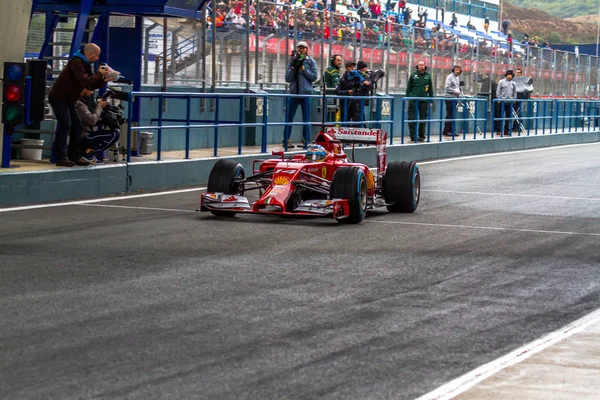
(325, 127, 387, 175)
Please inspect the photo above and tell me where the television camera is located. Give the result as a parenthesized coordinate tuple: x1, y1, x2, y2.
(289, 50, 307, 69)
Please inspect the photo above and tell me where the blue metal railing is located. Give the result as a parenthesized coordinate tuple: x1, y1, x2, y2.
(555, 100, 600, 134)
(492, 99, 555, 137)
(126, 92, 395, 162)
(401, 96, 488, 142)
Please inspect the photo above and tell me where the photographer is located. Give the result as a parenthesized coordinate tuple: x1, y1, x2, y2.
(336, 61, 364, 122)
(48, 43, 113, 167)
(75, 88, 121, 164)
(283, 41, 318, 147)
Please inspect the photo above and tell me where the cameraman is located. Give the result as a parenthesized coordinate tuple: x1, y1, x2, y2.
(335, 61, 371, 123)
(283, 41, 318, 147)
(48, 43, 113, 167)
(75, 88, 120, 164)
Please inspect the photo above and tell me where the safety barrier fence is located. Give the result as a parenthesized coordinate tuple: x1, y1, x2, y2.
(126, 91, 395, 161)
(148, 1, 600, 98)
(126, 92, 600, 162)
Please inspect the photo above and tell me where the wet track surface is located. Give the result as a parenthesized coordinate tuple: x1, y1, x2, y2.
(1, 144, 599, 399)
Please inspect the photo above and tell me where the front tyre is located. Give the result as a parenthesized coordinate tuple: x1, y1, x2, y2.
(206, 159, 245, 217)
(330, 167, 368, 224)
(383, 161, 420, 213)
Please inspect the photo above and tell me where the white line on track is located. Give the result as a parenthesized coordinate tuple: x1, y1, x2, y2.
(416, 141, 600, 165)
(367, 220, 600, 237)
(1, 141, 598, 214)
(415, 308, 600, 400)
(422, 189, 600, 202)
(0, 187, 206, 213)
(79, 204, 195, 213)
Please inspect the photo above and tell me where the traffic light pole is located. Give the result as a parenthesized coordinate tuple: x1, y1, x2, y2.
(24, 76, 32, 126)
(2, 125, 13, 168)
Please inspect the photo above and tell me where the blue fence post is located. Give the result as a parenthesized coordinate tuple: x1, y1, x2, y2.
(284, 96, 290, 152)
(375, 97, 382, 130)
(561, 101, 566, 133)
(127, 92, 133, 162)
(261, 95, 268, 153)
(238, 97, 244, 155)
(541, 101, 546, 134)
(185, 96, 191, 159)
(473, 99, 478, 139)
(304, 97, 310, 148)
(214, 97, 220, 157)
(425, 99, 431, 142)
(157, 96, 163, 161)
(389, 97, 395, 145)
(400, 98, 405, 144)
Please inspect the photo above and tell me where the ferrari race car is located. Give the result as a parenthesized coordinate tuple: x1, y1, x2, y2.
(200, 127, 420, 224)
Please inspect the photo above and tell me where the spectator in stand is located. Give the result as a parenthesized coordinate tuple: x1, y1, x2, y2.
(496, 69, 517, 136)
(406, 60, 434, 142)
(484, 15, 490, 33)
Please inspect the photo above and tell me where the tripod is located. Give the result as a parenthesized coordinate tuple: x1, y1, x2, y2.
(458, 94, 483, 135)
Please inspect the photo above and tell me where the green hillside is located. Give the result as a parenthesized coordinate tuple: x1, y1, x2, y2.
(506, 0, 599, 19)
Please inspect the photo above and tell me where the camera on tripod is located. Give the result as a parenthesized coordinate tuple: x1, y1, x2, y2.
(289, 50, 306, 69)
(98, 90, 126, 130)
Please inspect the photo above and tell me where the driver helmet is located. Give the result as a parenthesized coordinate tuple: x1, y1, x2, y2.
(305, 144, 327, 162)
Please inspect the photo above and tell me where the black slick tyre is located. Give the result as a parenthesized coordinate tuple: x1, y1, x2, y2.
(330, 167, 368, 224)
(206, 159, 245, 216)
(383, 161, 420, 213)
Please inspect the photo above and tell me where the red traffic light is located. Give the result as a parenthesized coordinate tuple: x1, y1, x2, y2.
(4, 84, 22, 102)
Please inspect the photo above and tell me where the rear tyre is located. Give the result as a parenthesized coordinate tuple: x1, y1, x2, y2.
(383, 161, 420, 213)
(330, 167, 367, 224)
(206, 159, 245, 217)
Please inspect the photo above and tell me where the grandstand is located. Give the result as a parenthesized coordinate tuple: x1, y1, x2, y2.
(23, 0, 598, 98)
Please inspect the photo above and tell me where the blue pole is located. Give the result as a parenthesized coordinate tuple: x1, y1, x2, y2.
(214, 97, 220, 157)
(157, 97, 163, 161)
(185, 96, 191, 159)
(1, 126, 12, 168)
(284, 96, 290, 152)
(261, 96, 268, 153)
(238, 97, 244, 155)
(400, 98, 405, 144)
(542, 101, 546, 135)
(425, 99, 431, 142)
(390, 97, 395, 145)
(127, 92, 133, 162)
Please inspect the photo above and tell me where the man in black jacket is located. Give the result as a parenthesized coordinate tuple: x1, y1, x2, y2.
(48, 43, 111, 166)
(335, 61, 371, 124)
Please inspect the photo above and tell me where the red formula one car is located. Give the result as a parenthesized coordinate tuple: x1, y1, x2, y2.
(200, 127, 420, 223)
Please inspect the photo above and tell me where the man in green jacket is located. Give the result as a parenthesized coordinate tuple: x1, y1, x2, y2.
(406, 60, 434, 142)
(323, 54, 342, 88)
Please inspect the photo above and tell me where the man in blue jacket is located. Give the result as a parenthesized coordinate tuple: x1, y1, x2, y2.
(283, 41, 318, 148)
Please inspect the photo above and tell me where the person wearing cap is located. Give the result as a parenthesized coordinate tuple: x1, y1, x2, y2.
(283, 41, 318, 147)
(335, 61, 371, 123)
(442, 65, 462, 136)
(406, 60, 434, 142)
(496, 69, 517, 136)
